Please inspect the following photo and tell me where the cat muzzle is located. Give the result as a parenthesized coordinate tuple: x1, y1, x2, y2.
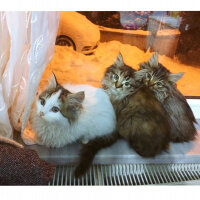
(115, 82, 123, 88)
(145, 80, 154, 87)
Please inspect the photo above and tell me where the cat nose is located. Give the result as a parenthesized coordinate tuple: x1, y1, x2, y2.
(148, 80, 154, 87)
(144, 80, 149, 86)
(39, 111, 44, 117)
(115, 82, 122, 88)
(145, 80, 153, 87)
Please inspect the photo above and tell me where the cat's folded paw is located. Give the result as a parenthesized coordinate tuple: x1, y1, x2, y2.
(22, 128, 37, 145)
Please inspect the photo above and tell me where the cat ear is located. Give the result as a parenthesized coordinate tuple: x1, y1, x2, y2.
(148, 52, 158, 67)
(68, 91, 85, 108)
(169, 72, 184, 83)
(114, 53, 124, 67)
(72, 91, 85, 103)
(139, 62, 149, 70)
(48, 72, 58, 89)
(61, 91, 85, 121)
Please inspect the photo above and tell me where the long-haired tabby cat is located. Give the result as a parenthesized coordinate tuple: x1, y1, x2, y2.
(30, 73, 116, 148)
(137, 53, 197, 142)
(74, 53, 170, 177)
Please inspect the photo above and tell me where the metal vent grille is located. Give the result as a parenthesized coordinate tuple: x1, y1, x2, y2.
(49, 164, 200, 185)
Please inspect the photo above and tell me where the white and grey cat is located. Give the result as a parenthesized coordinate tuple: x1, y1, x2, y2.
(30, 73, 116, 148)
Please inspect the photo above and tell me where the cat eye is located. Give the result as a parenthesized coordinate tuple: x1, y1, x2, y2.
(40, 98, 45, 106)
(156, 82, 162, 87)
(113, 74, 119, 80)
(51, 106, 59, 113)
(124, 82, 130, 87)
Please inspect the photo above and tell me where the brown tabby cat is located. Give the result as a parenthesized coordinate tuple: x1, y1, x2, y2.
(137, 53, 197, 142)
(74, 53, 170, 177)
(103, 53, 170, 156)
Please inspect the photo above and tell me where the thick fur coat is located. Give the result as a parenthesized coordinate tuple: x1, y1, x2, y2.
(30, 75, 116, 148)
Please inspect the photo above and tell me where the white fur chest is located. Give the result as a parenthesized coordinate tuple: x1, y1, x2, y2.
(30, 112, 74, 148)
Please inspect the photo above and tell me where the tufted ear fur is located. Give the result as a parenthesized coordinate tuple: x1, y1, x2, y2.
(140, 52, 159, 70)
(147, 52, 158, 67)
(168, 72, 184, 83)
(47, 72, 58, 90)
(114, 53, 124, 68)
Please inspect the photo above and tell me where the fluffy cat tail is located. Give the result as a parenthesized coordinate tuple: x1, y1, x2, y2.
(74, 132, 119, 178)
(0, 135, 24, 149)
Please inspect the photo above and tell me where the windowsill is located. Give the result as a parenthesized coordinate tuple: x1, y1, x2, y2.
(15, 100, 200, 166)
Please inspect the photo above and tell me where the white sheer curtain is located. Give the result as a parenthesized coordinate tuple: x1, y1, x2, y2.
(0, 11, 60, 142)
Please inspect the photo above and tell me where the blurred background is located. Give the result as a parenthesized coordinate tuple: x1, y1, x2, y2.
(41, 11, 200, 96)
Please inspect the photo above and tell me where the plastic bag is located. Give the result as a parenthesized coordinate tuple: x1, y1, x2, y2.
(0, 11, 60, 143)
(0, 12, 13, 138)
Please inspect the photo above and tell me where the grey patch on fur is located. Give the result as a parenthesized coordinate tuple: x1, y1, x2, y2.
(60, 91, 85, 122)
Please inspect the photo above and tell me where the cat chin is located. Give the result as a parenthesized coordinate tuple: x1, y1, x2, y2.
(107, 87, 128, 101)
(154, 90, 169, 102)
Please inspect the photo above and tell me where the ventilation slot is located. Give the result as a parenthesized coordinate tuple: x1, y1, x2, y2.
(49, 163, 200, 186)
